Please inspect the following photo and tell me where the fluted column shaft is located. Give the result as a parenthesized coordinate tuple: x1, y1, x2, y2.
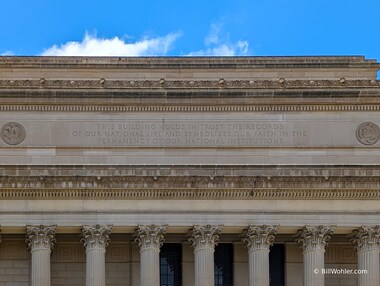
(349, 226, 380, 286)
(81, 225, 112, 286)
(241, 225, 278, 286)
(295, 225, 334, 286)
(135, 225, 167, 286)
(26, 225, 56, 286)
(188, 225, 222, 286)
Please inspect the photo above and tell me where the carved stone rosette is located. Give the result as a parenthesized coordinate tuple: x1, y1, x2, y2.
(241, 225, 279, 251)
(188, 225, 222, 251)
(135, 224, 167, 252)
(348, 226, 380, 252)
(26, 225, 56, 252)
(295, 225, 334, 252)
(81, 224, 112, 251)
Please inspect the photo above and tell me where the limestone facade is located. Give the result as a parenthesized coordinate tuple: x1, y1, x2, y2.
(0, 56, 379, 285)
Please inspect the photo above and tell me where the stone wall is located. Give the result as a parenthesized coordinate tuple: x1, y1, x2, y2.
(0, 236, 30, 286)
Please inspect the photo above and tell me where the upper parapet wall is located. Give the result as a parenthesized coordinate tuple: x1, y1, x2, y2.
(0, 56, 379, 81)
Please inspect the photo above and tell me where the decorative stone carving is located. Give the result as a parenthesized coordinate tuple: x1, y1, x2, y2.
(349, 226, 380, 286)
(295, 225, 334, 251)
(348, 226, 380, 252)
(1, 103, 380, 113)
(26, 225, 56, 251)
(241, 225, 279, 251)
(356, 122, 380, 145)
(0, 122, 26, 145)
(135, 225, 167, 286)
(26, 225, 56, 286)
(1, 79, 379, 90)
(188, 225, 222, 250)
(81, 225, 112, 286)
(81, 224, 112, 250)
(241, 225, 279, 286)
(135, 225, 167, 251)
(295, 226, 334, 286)
(188, 225, 222, 286)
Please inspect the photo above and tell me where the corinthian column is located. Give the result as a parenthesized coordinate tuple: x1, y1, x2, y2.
(135, 225, 167, 286)
(241, 225, 279, 286)
(295, 225, 334, 286)
(81, 225, 112, 286)
(26, 225, 56, 286)
(349, 226, 380, 286)
(188, 225, 222, 286)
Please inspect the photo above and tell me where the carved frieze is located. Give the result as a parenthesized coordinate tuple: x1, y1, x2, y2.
(0, 175, 379, 190)
(1, 188, 380, 200)
(0, 79, 379, 90)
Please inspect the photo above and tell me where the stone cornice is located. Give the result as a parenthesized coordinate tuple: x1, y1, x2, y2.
(1, 188, 380, 200)
(1, 55, 377, 68)
(0, 79, 379, 90)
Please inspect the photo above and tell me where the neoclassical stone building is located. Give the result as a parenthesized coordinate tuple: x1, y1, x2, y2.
(0, 56, 379, 286)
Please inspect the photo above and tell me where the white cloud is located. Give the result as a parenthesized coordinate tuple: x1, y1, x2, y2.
(188, 23, 249, 56)
(41, 32, 182, 56)
(1, 51, 14, 56)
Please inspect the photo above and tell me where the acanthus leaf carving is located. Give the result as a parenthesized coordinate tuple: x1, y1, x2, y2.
(188, 225, 222, 251)
(348, 225, 380, 252)
(241, 225, 279, 251)
(26, 225, 56, 251)
(294, 225, 335, 252)
(81, 224, 112, 250)
(134, 224, 167, 251)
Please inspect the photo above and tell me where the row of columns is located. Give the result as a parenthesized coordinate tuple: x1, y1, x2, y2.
(21, 224, 380, 286)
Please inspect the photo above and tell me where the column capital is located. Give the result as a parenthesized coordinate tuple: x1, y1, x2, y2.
(26, 225, 56, 252)
(348, 225, 380, 252)
(81, 224, 112, 251)
(135, 224, 167, 251)
(241, 225, 279, 251)
(294, 225, 334, 252)
(188, 224, 222, 251)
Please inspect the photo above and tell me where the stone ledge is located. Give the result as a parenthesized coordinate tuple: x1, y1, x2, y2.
(1, 56, 378, 69)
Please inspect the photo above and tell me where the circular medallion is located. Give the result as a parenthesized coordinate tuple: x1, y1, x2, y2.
(0, 122, 26, 145)
(356, 122, 380, 145)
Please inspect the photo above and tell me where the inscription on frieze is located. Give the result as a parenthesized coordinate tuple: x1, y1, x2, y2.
(1, 116, 378, 148)
(70, 121, 308, 147)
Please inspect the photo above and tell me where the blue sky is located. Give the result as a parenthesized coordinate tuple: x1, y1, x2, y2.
(1, 0, 379, 61)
